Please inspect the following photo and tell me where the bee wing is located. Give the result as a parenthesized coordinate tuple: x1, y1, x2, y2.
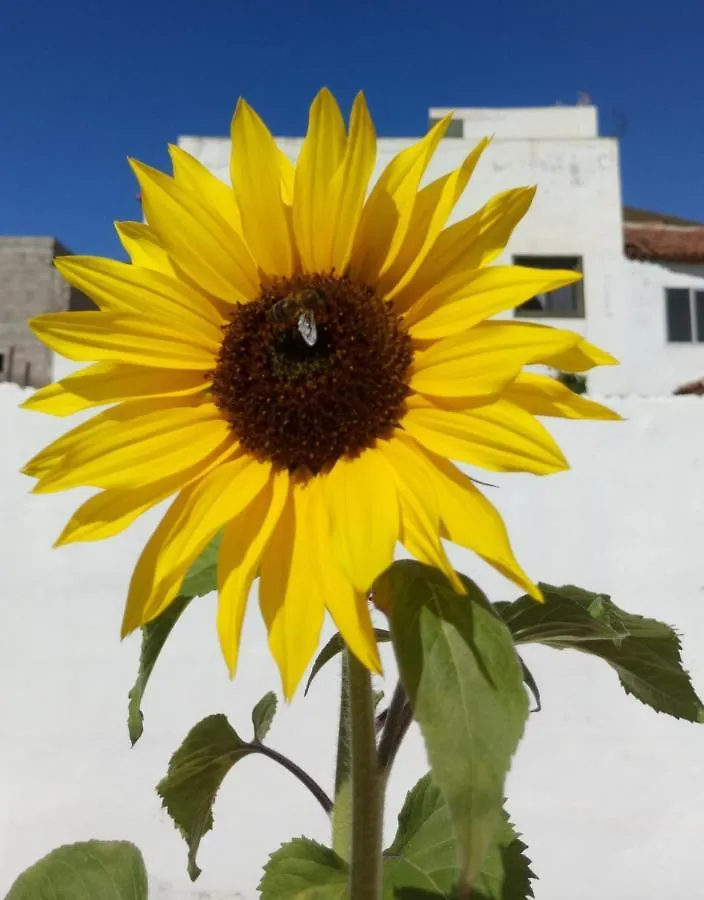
(297, 309, 318, 347)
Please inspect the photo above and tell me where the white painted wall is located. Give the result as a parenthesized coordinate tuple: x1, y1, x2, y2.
(428, 104, 599, 139)
(180, 105, 704, 397)
(3, 383, 704, 899)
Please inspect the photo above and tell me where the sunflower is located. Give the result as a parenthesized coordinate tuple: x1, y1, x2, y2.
(22, 89, 618, 698)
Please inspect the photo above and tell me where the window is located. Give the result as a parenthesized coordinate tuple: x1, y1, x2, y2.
(665, 288, 704, 343)
(512, 256, 585, 318)
(0, 353, 4, 375)
(429, 116, 464, 138)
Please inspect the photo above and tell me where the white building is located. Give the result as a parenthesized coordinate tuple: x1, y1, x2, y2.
(180, 103, 704, 397)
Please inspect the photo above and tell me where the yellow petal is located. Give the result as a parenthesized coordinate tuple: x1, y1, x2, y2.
(410, 320, 581, 399)
(32, 399, 232, 493)
(122, 454, 271, 634)
(545, 337, 619, 371)
(505, 373, 622, 420)
(380, 138, 490, 300)
(407, 265, 583, 339)
(293, 88, 346, 272)
(130, 159, 259, 302)
(21, 362, 208, 417)
(394, 186, 536, 313)
(323, 449, 400, 593)
(349, 115, 451, 285)
(217, 468, 289, 676)
(230, 99, 294, 277)
(306, 478, 381, 675)
(328, 92, 377, 273)
(404, 398, 569, 475)
(426, 453, 541, 600)
(55, 255, 224, 337)
(115, 222, 176, 276)
(259, 482, 326, 700)
(29, 310, 217, 369)
(279, 150, 295, 205)
(169, 144, 244, 236)
(377, 434, 464, 593)
(54, 438, 238, 546)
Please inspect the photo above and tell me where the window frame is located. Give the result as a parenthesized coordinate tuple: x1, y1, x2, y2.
(512, 255, 585, 319)
(665, 287, 704, 344)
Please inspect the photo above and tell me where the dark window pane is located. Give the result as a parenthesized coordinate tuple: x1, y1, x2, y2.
(512, 255, 583, 317)
(429, 117, 463, 138)
(0, 354, 3, 374)
(546, 283, 578, 312)
(696, 292, 704, 342)
(666, 289, 692, 342)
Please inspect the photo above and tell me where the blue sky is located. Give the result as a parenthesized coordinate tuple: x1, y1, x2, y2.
(1, 0, 702, 258)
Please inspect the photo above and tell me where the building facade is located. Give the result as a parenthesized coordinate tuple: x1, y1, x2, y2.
(0, 237, 93, 387)
(180, 103, 704, 396)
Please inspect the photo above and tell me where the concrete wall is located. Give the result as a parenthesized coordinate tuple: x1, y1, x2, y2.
(0, 238, 94, 388)
(0, 238, 64, 387)
(2, 384, 703, 900)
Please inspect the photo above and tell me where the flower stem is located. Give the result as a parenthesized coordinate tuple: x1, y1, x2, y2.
(332, 652, 352, 859)
(347, 650, 383, 898)
(377, 681, 413, 782)
(254, 743, 332, 815)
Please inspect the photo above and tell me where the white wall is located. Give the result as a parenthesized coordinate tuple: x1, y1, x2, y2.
(3, 383, 704, 899)
(428, 105, 599, 139)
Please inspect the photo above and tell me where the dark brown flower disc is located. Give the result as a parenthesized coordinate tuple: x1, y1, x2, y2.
(211, 273, 413, 474)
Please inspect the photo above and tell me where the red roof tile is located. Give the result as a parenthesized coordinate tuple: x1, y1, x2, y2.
(624, 224, 704, 263)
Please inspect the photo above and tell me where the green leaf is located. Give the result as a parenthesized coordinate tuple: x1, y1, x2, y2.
(304, 628, 391, 696)
(252, 691, 278, 743)
(500, 584, 704, 722)
(519, 657, 542, 713)
(495, 583, 628, 645)
(127, 595, 192, 746)
(259, 838, 348, 898)
(383, 774, 535, 899)
(383, 561, 529, 891)
(157, 713, 254, 880)
(5, 840, 148, 900)
(179, 532, 223, 599)
(126, 534, 224, 745)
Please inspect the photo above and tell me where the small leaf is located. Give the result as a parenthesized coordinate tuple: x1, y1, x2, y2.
(383, 561, 529, 890)
(304, 628, 391, 695)
(501, 584, 704, 722)
(127, 595, 192, 746)
(6, 840, 148, 900)
(259, 838, 348, 898)
(157, 714, 254, 880)
(383, 773, 535, 899)
(126, 535, 224, 745)
(179, 532, 223, 599)
(519, 657, 542, 713)
(252, 691, 278, 743)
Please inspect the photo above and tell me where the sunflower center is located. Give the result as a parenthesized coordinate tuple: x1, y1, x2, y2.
(212, 273, 413, 474)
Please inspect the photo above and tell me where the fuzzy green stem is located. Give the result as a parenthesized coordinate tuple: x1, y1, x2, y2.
(348, 650, 383, 898)
(332, 652, 352, 859)
(377, 681, 413, 784)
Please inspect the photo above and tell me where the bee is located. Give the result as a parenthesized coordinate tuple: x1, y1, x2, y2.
(270, 289, 325, 348)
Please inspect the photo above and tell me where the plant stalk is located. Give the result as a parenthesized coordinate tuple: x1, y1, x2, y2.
(377, 681, 413, 783)
(347, 650, 383, 898)
(254, 743, 332, 814)
(332, 652, 353, 858)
